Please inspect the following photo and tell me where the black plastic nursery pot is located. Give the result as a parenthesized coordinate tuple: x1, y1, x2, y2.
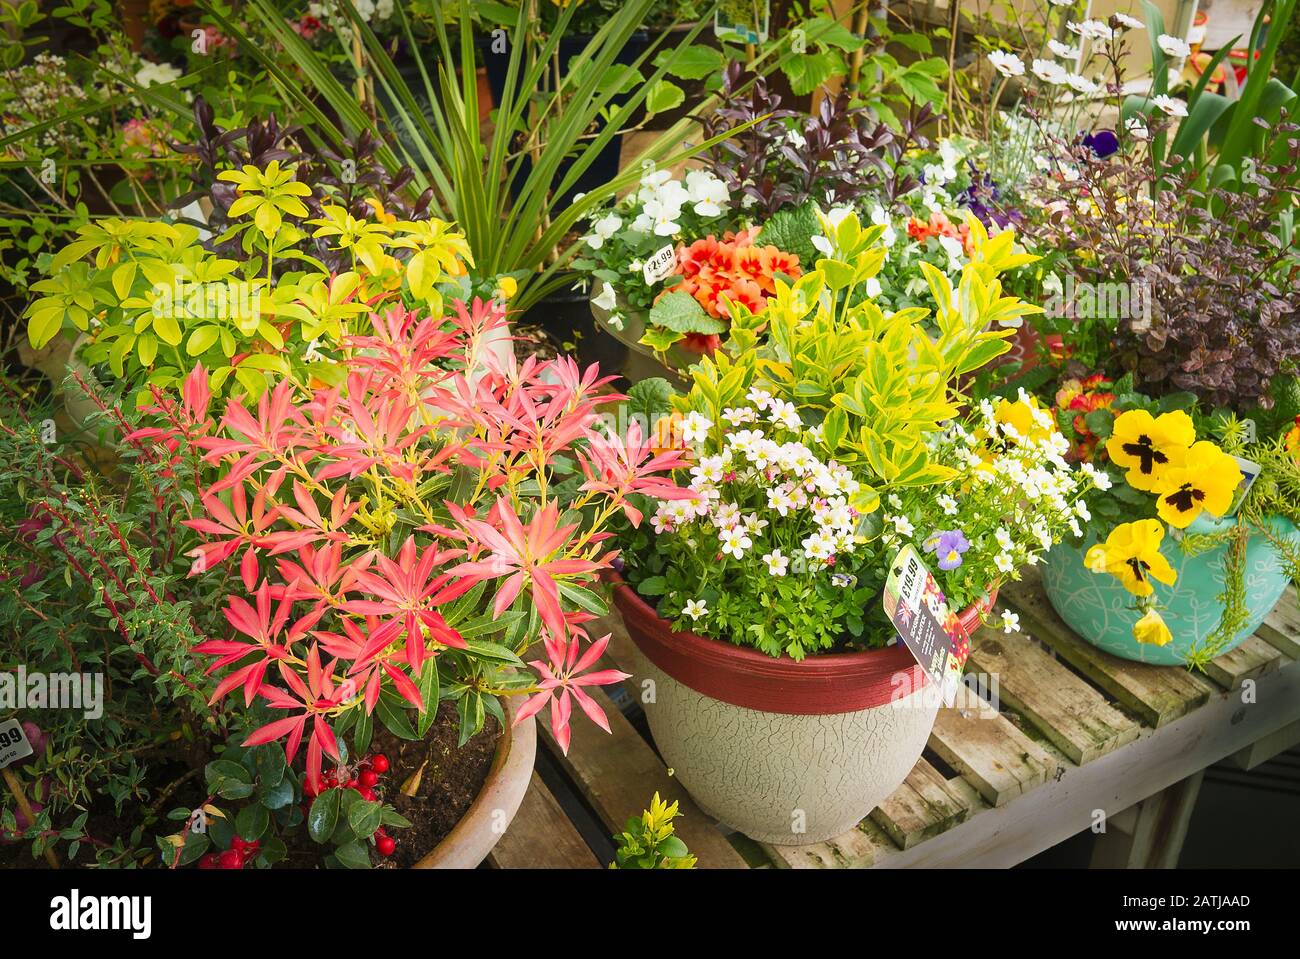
(519, 273, 629, 380)
(480, 32, 649, 208)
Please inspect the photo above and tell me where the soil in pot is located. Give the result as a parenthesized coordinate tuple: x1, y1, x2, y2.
(372, 701, 500, 869)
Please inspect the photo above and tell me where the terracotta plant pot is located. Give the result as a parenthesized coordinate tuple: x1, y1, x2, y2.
(411, 695, 536, 868)
(611, 575, 993, 844)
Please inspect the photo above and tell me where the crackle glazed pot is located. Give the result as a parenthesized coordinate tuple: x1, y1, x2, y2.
(611, 576, 992, 845)
(1041, 514, 1300, 666)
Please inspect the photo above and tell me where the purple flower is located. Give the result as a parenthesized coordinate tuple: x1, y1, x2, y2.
(956, 163, 1017, 228)
(924, 529, 971, 571)
(1081, 129, 1119, 158)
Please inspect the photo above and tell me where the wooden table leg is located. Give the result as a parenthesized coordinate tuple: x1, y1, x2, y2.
(1089, 770, 1205, 869)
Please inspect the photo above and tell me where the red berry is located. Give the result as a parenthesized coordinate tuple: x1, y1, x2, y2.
(359, 788, 376, 802)
(359, 770, 379, 788)
(346, 778, 359, 789)
(197, 853, 218, 870)
(376, 836, 396, 856)
(231, 836, 248, 852)
(370, 754, 389, 774)
(218, 849, 243, 870)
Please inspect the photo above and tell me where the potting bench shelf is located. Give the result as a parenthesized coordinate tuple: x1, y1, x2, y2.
(488, 570, 1300, 869)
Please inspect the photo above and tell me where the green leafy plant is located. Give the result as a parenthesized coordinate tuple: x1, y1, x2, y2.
(609, 792, 696, 868)
(202, 0, 751, 311)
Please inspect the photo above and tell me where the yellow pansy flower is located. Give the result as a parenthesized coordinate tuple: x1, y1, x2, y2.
(1154, 441, 1243, 529)
(994, 395, 1053, 445)
(1105, 409, 1195, 492)
(1083, 519, 1177, 597)
(1133, 608, 1173, 646)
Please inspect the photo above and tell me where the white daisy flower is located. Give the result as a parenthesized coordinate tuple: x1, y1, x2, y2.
(988, 51, 1025, 78)
(1151, 94, 1188, 117)
(1031, 59, 1070, 85)
(1157, 34, 1191, 58)
(1047, 39, 1081, 59)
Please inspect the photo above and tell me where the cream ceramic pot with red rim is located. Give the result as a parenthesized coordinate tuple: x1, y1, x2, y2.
(611, 576, 993, 845)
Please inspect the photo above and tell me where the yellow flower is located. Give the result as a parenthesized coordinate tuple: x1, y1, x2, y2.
(1154, 441, 1243, 528)
(1083, 519, 1177, 597)
(495, 275, 518, 301)
(1133, 608, 1173, 646)
(994, 395, 1052, 445)
(364, 197, 398, 225)
(1105, 409, 1195, 492)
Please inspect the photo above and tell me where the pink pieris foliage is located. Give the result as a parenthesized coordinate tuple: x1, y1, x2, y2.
(134, 297, 689, 789)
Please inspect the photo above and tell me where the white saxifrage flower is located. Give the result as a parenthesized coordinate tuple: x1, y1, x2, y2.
(763, 550, 789, 576)
(719, 526, 753, 558)
(682, 599, 708, 621)
(680, 410, 713, 445)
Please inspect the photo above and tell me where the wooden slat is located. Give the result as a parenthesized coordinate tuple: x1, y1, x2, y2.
(967, 627, 1141, 765)
(487, 772, 600, 869)
(1002, 571, 1213, 728)
(928, 694, 1060, 806)
(536, 684, 750, 869)
(1255, 586, 1300, 658)
(868, 759, 970, 849)
(1202, 635, 1285, 690)
(760, 817, 897, 869)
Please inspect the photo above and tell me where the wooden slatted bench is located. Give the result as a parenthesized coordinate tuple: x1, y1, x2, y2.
(488, 573, 1300, 869)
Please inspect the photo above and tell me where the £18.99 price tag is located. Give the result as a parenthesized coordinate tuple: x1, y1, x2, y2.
(0, 718, 33, 769)
(642, 244, 677, 285)
(881, 545, 970, 707)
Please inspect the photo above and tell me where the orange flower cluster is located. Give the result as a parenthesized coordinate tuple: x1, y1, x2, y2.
(906, 211, 976, 255)
(1285, 415, 1300, 461)
(1054, 373, 1117, 461)
(666, 228, 802, 320)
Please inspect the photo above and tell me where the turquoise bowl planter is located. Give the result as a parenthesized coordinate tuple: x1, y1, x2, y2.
(1041, 514, 1300, 665)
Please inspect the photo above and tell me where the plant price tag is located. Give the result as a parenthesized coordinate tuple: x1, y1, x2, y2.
(1225, 455, 1262, 517)
(882, 545, 970, 707)
(0, 719, 33, 770)
(643, 245, 677, 286)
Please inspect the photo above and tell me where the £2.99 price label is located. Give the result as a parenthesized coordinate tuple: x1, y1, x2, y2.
(0, 718, 33, 769)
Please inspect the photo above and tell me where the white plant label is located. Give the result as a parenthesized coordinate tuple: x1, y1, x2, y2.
(0, 719, 33, 770)
(1226, 455, 1262, 517)
(643, 245, 677, 286)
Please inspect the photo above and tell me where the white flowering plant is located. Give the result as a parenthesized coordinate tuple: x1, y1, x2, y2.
(613, 212, 1090, 658)
(571, 165, 736, 323)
